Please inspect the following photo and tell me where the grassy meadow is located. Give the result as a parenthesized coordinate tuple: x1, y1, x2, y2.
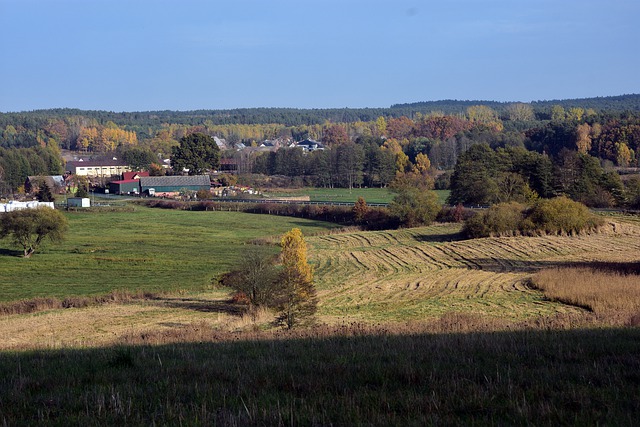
(0, 206, 339, 302)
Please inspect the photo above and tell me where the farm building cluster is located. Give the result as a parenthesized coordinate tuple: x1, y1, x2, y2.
(10, 136, 325, 205)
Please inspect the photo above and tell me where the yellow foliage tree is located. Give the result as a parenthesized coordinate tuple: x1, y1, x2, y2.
(575, 123, 592, 153)
(567, 107, 585, 122)
(413, 153, 431, 174)
(616, 143, 632, 167)
(275, 228, 317, 329)
(375, 116, 387, 137)
(467, 105, 499, 123)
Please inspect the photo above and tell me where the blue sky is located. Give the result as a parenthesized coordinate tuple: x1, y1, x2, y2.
(1, 0, 638, 112)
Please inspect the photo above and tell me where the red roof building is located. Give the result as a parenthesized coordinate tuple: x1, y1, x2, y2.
(123, 171, 150, 180)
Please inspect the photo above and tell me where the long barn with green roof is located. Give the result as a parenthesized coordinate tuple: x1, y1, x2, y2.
(139, 175, 210, 196)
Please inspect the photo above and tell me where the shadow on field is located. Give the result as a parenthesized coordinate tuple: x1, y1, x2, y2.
(149, 296, 246, 316)
(0, 248, 23, 257)
(412, 231, 466, 243)
(467, 258, 640, 274)
(1, 327, 640, 425)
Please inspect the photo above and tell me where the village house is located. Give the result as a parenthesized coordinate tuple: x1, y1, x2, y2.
(25, 175, 66, 195)
(66, 159, 131, 177)
(294, 139, 325, 152)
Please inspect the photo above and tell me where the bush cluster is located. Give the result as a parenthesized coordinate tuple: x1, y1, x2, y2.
(464, 197, 604, 238)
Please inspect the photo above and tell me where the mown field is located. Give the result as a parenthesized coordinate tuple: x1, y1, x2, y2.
(309, 219, 640, 323)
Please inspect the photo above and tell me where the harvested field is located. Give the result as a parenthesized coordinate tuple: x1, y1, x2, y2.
(308, 220, 640, 322)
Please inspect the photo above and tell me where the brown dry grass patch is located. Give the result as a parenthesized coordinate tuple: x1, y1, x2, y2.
(0, 290, 157, 316)
(531, 264, 640, 323)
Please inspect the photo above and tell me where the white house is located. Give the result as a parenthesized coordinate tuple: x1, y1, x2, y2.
(66, 159, 131, 177)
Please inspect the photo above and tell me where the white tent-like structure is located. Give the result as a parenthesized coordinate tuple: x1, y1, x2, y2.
(0, 201, 55, 212)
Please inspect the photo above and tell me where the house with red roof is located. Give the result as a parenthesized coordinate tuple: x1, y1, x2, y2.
(122, 171, 149, 180)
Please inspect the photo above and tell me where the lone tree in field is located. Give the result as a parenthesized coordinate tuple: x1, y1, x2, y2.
(0, 207, 68, 258)
(275, 228, 318, 329)
(171, 132, 220, 175)
(221, 245, 280, 308)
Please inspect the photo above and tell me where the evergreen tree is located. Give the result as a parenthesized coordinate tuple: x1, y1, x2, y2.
(36, 182, 54, 202)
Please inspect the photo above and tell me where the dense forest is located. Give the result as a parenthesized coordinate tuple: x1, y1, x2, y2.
(1, 95, 639, 207)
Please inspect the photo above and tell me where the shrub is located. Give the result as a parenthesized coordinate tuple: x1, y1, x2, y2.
(527, 196, 603, 235)
(463, 197, 604, 238)
(196, 189, 212, 200)
(389, 188, 441, 227)
(463, 202, 525, 237)
(437, 204, 472, 223)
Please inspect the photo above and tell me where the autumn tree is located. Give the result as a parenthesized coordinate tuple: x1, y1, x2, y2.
(414, 115, 472, 140)
(171, 132, 220, 175)
(274, 228, 317, 329)
(149, 162, 165, 176)
(506, 103, 535, 121)
(467, 105, 499, 124)
(566, 107, 585, 122)
(322, 125, 349, 146)
(375, 116, 387, 137)
(353, 196, 368, 224)
(575, 123, 592, 154)
(0, 207, 68, 258)
(385, 116, 414, 140)
(412, 153, 431, 174)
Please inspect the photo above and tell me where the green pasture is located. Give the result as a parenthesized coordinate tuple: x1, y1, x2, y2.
(0, 207, 339, 302)
(264, 187, 450, 205)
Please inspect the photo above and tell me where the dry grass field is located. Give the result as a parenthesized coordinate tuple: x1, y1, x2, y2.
(532, 266, 640, 317)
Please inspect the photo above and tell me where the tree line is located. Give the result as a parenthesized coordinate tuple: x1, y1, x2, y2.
(2, 96, 640, 202)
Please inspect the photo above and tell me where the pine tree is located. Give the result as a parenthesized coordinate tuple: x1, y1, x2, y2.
(36, 182, 54, 202)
